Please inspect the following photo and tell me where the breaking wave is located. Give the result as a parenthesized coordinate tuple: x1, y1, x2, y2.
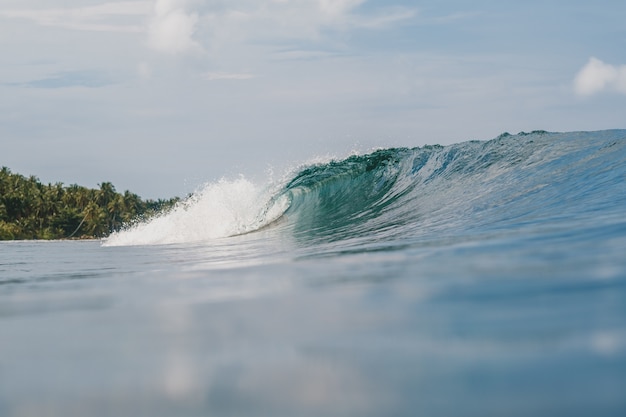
(103, 130, 626, 247)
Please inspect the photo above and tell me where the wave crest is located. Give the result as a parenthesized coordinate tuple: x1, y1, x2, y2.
(104, 130, 626, 247)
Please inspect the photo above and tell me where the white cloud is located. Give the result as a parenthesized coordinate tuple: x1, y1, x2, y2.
(149, 0, 415, 56)
(574, 57, 626, 96)
(137, 62, 153, 79)
(318, 0, 365, 18)
(346, 7, 416, 29)
(204, 72, 256, 80)
(1, 1, 416, 58)
(0, 1, 151, 33)
(147, 0, 201, 54)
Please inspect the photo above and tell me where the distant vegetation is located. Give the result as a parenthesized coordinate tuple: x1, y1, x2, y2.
(0, 167, 179, 240)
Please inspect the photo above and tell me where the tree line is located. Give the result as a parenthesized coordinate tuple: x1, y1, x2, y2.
(0, 167, 179, 240)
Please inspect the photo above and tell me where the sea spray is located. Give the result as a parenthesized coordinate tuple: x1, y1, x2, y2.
(103, 177, 289, 246)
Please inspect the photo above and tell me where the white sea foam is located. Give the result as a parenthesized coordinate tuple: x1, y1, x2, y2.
(103, 177, 288, 246)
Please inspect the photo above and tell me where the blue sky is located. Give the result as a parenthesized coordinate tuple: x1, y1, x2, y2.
(1, 0, 625, 198)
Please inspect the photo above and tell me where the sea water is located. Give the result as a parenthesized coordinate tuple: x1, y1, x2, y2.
(1, 130, 625, 416)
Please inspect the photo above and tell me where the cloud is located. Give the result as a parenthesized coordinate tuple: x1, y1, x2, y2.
(0, 1, 151, 33)
(147, 0, 415, 56)
(574, 57, 626, 96)
(318, 0, 366, 18)
(271, 49, 343, 61)
(147, 0, 202, 54)
(10, 71, 113, 89)
(1, 1, 416, 58)
(204, 72, 256, 81)
(341, 6, 416, 29)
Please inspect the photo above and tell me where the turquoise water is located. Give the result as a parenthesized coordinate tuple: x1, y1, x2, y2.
(1, 130, 626, 416)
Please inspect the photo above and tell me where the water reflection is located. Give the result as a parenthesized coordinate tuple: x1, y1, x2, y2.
(1, 235, 625, 417)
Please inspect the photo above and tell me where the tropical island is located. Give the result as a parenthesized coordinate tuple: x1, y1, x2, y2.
(0, 167, 179, 240)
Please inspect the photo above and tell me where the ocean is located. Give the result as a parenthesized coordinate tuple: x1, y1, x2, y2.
(1, 130, 625, 416)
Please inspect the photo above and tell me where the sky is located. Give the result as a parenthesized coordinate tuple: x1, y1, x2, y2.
(1, 0, 625, 198)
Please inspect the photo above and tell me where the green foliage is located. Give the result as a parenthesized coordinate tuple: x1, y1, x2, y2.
(0, 167, 179, 240)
